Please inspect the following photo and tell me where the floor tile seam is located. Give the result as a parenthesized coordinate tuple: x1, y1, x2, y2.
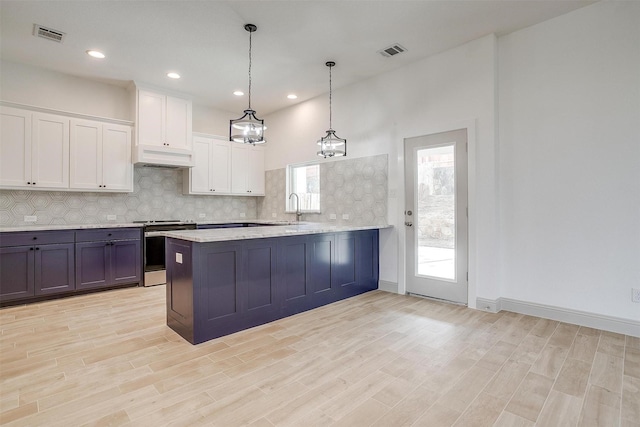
(494, 324, 562, 425)
(532, 329, 581, 425)
(619, 374, 637, 423)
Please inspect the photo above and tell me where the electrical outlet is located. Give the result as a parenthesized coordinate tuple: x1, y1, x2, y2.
(24, 215, 37, 222)
(239, 212, 246, 218)
(106, 214, 117, 221)
(632, 288, 640, 303)
(198, 213, 206, 218)
(342, 214, 349, 220)
(329, 213, 337, 220)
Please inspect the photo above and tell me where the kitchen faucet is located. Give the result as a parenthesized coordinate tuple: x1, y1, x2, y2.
(288, 193, 302, 222)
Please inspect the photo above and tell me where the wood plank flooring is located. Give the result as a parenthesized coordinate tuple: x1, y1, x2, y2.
(1, 286, 638, 426)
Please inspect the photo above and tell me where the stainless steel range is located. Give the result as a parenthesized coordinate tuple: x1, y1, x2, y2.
(134, 220, 197, 286)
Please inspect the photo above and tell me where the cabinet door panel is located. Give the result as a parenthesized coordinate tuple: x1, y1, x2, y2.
(138, 91, 165, 146)
(279, 240, 308, 302)
(111, 240, 141, 285)
(31, 112, 69, 189)
(357, 231, 379, 291)
(35, 243, 75, 295)
(0, 107, 31, 187)
(246, 244, 276, 312)
(165, 96, 191, 149)
(211, 140, 231, 193)
(102, 124, 132, 191)
(248, 146, 265, 194)
(231, 144, 249, 193)
(202, 250, 240, 320)
(334, 234, 357, 291)
(76, 242, 110, 290)
(70, 119, 102, 190)
(0, 246, 34, 301)
(190, 136, 212, 193)
(309, 236, 333, 296)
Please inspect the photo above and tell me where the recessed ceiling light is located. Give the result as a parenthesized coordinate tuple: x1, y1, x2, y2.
(287, 94, 298, 100)
(233, 91, 244, 96)
(167, 72, 181, 79)
(86, 50, 105, 59)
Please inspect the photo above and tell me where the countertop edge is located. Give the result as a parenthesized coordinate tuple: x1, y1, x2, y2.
(0, 223, 145, 232)
(162, 224, 391, 243)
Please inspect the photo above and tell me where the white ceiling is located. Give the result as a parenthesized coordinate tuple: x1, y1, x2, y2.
(1, 0, 596, 115)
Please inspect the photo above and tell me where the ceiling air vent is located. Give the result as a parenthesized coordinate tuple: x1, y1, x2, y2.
(33, 24, 66, 43)
(378, 43, 407, 58)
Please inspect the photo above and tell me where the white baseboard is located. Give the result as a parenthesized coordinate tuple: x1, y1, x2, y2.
(378, 280, 399, 293)
(476, 297, 640, 337)
(476, 297, 501, 313)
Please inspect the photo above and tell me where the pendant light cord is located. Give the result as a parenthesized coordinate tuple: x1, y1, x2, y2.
(248, 29, 252, 110)
(329, 63, 332, 130)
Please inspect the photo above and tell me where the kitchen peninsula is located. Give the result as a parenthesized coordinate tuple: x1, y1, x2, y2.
(162, 223, 383, 344)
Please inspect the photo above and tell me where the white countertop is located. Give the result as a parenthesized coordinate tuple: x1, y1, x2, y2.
(161, 223, 390, 243)
(0, 223, 144, 232)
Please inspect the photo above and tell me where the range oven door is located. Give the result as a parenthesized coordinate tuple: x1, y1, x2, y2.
(143, 224, 196, 286)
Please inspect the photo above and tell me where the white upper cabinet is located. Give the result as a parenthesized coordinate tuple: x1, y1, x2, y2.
(248, 145, 265, 195)
(0, 106, 69, 190)
(165, 96, 191, 150)
(1, 103, 133, 193)
(0, 107, 32, 188)
(183, 135, 231, 195)
(132, 85, 194, 167)
(70, 119, 132, 192)
(231, 143, 265, 196)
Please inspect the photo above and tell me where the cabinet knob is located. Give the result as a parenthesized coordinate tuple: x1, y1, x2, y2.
(108, 233, 112, 236)
(32, 182, 36, 185)
(29, 247, 34, 251)
(35, 247, 40, 250)
(27, 182, 31, 185)
(33, 237, 37, 240)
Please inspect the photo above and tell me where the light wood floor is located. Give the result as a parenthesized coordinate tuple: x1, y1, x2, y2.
(0, 287, 638, 426)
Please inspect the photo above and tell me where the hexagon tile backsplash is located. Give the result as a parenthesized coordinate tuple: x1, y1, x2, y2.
(0, 154, 387, 227)
(257, 154, 388, 226)
(0, 166, 257, 226)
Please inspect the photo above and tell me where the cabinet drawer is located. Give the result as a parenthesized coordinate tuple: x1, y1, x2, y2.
(0, 230, 75, 247)
(75, 228, 141, 242)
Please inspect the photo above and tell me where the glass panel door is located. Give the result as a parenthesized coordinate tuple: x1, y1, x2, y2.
(405, 129, 468, 304)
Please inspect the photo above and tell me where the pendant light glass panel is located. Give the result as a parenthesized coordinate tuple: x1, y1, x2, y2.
(230, 24, 266, 144)
(317, 61, 345, 158)
(231, 109, 266, 144)
(317, 130, 346, 157)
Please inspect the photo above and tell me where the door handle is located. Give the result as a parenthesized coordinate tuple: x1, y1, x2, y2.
(405, 222, 413, 227)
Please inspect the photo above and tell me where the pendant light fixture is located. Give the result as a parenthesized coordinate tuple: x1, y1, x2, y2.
(230, 24, 266, 144)
(317, 61, 346, 158)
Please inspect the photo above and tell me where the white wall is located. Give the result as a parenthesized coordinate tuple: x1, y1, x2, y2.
(264, 34, 500, 303)
(0, 59, 233, 135)
(0, 60, 131, 120)
(192, 104, 235, 136)
(498, 1, 640, 321)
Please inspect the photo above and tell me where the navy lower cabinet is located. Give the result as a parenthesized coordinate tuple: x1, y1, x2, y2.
(166, 230, 379, 344)
(0, 231, 75, 302)
(75, 228, 141, 291)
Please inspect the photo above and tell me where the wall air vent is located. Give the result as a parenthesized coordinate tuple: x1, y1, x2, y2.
(378, 43, 407, 58)
(33, 24, 66, 43)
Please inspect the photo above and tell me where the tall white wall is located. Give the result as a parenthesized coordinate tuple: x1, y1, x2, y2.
(0, 59, 233, 134)
(0, 60, 131, 120)
(264, 34, 499, 303)
(498, 1, 640, 321)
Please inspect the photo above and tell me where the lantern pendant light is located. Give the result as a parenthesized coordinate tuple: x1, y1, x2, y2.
(317, 61, 346, 158)
(230, 24, 266, 144)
